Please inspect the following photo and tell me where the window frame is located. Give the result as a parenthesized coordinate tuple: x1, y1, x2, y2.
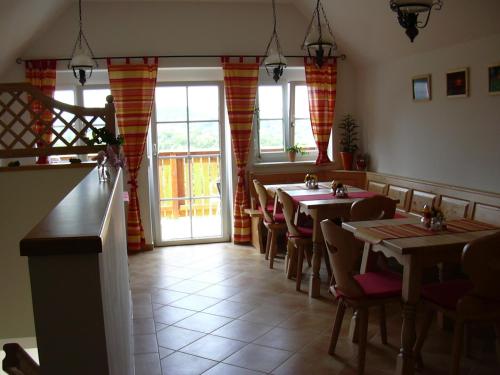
(254, 80, 317, 164)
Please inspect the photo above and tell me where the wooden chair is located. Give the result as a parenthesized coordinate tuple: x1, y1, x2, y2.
(414, 231, 500, 375)
(276, 188, 314, 291)
(321, 219, 403, 375)
(2, 343, 40, 375)
(253, 179, 287, 269)
(350, 195, 397, 222)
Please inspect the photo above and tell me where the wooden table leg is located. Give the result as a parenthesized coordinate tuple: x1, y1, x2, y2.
(308, 241, 323, 298)
(396, 256, 422, 375)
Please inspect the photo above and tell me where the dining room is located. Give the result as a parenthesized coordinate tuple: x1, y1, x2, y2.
(1, 1, 500, 375)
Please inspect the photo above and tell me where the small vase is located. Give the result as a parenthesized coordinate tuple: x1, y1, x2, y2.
(287, 151, 297, 162)
(340, 152, 354, 170)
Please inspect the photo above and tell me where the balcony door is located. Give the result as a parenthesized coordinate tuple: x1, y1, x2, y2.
(151, 83, 229, 244)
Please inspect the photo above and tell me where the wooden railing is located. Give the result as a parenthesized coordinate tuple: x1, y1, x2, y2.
(0, 83, 115, 158)
(158, 150, 221, 218)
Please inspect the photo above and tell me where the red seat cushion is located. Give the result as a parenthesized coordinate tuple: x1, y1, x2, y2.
(288, 226, 313, 238)
(394, 212, 407, 219)
(336, 271, 402, 299)
(273, 213, 286, 223)
(421, 280, 474, 310)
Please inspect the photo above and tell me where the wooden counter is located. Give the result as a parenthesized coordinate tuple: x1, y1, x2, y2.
(20, 167, 133, 375)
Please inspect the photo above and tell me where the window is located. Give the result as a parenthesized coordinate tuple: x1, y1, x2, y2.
(257, 86, 284, 153)
(255, 82, 317, 162)
(83, 88, 111, 139)
(53, 89, 76, 147)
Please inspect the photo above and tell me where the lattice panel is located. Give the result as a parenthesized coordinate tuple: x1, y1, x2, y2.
(0, 83, 116, 158)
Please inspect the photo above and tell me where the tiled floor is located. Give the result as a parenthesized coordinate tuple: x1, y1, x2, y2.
(129, 242, 500, 375)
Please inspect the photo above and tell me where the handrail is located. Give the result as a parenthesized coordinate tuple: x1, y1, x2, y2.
(0, 82, 115, 159)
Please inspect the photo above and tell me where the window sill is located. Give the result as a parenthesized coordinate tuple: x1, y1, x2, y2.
(252, 160, 336, 169)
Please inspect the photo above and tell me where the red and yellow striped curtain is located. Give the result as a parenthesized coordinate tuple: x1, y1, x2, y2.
(108, 58, 158, 252)
(304, 57, 337, 165)
(222, 58, 259, 244)
(25, 60, 57, 164)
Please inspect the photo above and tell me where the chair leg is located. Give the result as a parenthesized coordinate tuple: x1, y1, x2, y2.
(379, 305, 387, 345)
(264, 228, 271, 260)
(357, 307, 369, 375)
(324, 251, 332, 281)
(305, 247, 312, 267)
(350, 310, 359, 344)
(329, 300, 346, 355)
(414, 307, 434, 370)
(296, 245, 305, 291)
(286, 241, 297, 280)
(269, 230, 276, 269)
(451, 319, 465, 375)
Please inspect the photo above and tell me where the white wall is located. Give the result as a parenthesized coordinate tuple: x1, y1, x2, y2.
(359, 33, 500, 193)
(0, 165, 93, 340)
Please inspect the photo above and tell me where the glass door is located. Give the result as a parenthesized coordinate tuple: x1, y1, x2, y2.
(152, 83, 228, 244)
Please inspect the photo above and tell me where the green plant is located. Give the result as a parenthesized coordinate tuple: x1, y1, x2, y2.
(286, 144, 307, 155)
(85, 128, 124, 146)
(339, 114, 359, 153)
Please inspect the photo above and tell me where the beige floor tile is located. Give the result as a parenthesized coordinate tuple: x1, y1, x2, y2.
(170, 295, 221, 311)
(223, 343, 292, 373)
(151, 289, 189, 305)
(159, 347, 174, 359)
(203, 363, 264, 375)
(203, 300, 256, 319)
(134, 353, 162, 375)
(167, 280, 214, 294)
(180, 334, 247, 361)
(212, 320, 273, 342)
(129, 243, 500, 375)
(133, 318, 156, 335)
(156, 325, 206, 350)
(154, 305, 196, 325)
(238, 306, 296, 327)
(253, 326, 320, 352)
(174, 312, 233, 333)
(161, 351, 217, 375)
(196, 285, 241, 299)
(134, 334, 158, 354)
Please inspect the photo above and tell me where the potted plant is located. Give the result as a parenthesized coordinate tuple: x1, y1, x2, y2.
(286, 145, 306, 162)
(339, 114, 359, 170)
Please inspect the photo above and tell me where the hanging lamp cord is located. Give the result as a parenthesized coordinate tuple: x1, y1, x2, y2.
(263, 0, 284, 63)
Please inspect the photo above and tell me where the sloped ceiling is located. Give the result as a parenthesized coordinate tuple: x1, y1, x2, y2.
(293, 0, 500, 65)
(0, 0, 71, 76)
(2, 0, 500, 76)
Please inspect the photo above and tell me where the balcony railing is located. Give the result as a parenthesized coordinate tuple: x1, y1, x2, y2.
(158, 150, 221, 219)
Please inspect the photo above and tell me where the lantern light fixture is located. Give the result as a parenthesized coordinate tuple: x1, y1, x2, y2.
(263, 0, 287, 82)
(302, 0, 337, 68)
(390, 0, 443, 42)
(68, 0, 98, 85)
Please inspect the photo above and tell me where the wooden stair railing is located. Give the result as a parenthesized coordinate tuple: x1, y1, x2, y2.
(2, 343, 40, 375)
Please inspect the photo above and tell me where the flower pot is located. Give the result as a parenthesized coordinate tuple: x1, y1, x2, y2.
(287, 151, 297, 162)
(340, 152, 354, 170)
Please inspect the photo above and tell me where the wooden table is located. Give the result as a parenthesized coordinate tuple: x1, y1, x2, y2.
(342, 217, 499, 375)
(265, 182, 376, 298)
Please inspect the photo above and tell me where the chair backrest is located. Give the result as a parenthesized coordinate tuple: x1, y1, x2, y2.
(462, 231, 500, 302)
(320, 219, 365, 298)
(350, 195, 397, 221)
(253, 179, 273, 223)
(276, 188, 301, 237)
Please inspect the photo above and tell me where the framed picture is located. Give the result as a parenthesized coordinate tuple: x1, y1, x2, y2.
(488, 64, 500, 95)
(446, 68, 469, 98)
(412, 75, 431, 101)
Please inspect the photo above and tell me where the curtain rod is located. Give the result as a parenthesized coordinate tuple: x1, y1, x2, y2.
(16, 53, 346, 64)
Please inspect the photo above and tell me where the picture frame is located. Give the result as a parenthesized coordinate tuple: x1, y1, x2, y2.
(412, 74, 431, 101)
(446, 68, 469, 98)
(488, 64, 500, 95)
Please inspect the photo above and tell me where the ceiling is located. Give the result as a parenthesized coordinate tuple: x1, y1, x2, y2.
(2, 0, 500, 77)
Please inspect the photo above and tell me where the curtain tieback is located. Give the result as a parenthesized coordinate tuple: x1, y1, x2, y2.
(127, 179, 138, 189)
